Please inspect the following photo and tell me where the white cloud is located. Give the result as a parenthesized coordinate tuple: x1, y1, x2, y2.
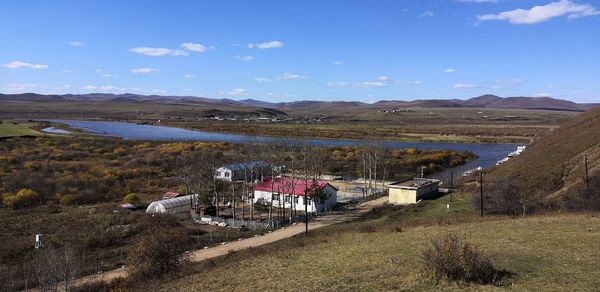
(69, 41, 84, 47)
(376, 76, 389, 81)
(458, 0, 497, 3)
(535, 92, 552, 97)
(444, 68, 457, 73)
(248, 40, 284, 49)
(279, 72, 307, 81)
(233, 55, 254, 61)
(102, 73, 116, 78)
(327, 81, 351, 87)
(411, 80, 424, 85)
(7, 83, 39, 91)
(453, 83, 476, 89)
(131, 87, 144, 92)
(358, 81, 386, 88)
(130, 67, 159, 74)
(477, 0, 600, 24)
(333, 60, 343, 65)
(95, 69, 102, 73)
(254, 73, 307, 83)
(129, 47, 188, 56)
(82, 85, 122, 91)
(152, 89, 167, 94)
(60, 69, 71, 73)
(495, 78, 524, 85)
(254, 77, 272, 83)
(184, 74, 196, 79)
(419, 11, 435, 17)
(181, 42, 207, 52)
(100, 86, 119, 91)
(54, 84, 71, 90)
(3, 61, 48, 70)
(226, 88, 248, 96)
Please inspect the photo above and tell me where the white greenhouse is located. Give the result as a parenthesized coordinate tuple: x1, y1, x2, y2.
(146, 194, 198, 215)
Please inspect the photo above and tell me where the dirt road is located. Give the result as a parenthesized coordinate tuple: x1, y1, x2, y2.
(73, 197, 388, 286)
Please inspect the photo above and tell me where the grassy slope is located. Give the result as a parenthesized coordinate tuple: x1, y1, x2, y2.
(489, 105, 600, 205)
(0, 122, 48, 138)
(155, 193, 600, 291)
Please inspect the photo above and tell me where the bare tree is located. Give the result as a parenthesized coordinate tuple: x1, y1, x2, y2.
(54, 245, 81, 292)
(32, 245, 81, 292)
(300, 142, 326, 234)
(477, 177, 526, 216)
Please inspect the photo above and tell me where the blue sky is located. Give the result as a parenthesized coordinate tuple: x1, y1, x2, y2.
(1, 0, 599, 103)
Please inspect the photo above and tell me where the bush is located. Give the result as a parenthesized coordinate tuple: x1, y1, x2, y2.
(3, 188, 41, 209)
(122, 193, 140, 204)
(59, 194, 79, 206)
(421, 234, 507, 285)
(127, 225, 190, 280)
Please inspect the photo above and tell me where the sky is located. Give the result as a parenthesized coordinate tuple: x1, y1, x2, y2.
(1, 0, 599, 103)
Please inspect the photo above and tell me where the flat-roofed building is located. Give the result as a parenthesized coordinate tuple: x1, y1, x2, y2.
(386, 178, 441, 205)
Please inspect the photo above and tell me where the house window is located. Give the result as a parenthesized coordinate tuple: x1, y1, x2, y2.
(216, 171, 221, 177)
(285, 195, 291, 203)
(306, 198, 312, 205)
(294, 196, 299, 204)
(272, 193, 279, 201)
(225, 172, 230, 178)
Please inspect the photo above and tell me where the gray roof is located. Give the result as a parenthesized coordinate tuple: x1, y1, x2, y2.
(222, 160, 269, 172)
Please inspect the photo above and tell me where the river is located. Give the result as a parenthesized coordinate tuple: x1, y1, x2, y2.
(47, 119, 518, 180)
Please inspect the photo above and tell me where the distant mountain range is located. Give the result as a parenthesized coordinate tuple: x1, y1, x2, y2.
(1, 92, 596, 112)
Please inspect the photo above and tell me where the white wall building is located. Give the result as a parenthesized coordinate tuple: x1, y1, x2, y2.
(253, 177, 338, 213)
(215, 160, 270, 182)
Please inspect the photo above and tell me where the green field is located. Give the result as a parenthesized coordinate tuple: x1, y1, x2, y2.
(153, 193, 600, 291)
(0, 121, 47, 138)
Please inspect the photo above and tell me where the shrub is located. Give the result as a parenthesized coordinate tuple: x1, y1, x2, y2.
(127, 225, 190, 280)
(59, 194, 79, 206)
(421, 234, 507, 285)
(122, 193, 140, 204)
(3, 188, 41, 209)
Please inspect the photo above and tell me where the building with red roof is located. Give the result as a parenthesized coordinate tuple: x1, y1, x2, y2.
(253, 177, 338, 213)
(162, 191, 182, 200)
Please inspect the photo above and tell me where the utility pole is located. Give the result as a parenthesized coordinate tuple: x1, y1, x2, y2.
(450, 170, 454, 202)
(584, 154, 590, 192)
(305, 190, 309, 236)
(480, 171, 484, 217)
(420, 165, 426, 178)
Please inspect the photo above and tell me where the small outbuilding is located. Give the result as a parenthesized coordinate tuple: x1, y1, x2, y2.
(386, 178, 441, 205)
(146, 194, 198, 215)
(215, 161, 270, 182)
(162, 191, 182, 200)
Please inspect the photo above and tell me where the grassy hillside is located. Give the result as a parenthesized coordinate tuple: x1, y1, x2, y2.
(489, 105, 600, 208)
(151, 193, 600, 291)
(0, 121, 47, 138)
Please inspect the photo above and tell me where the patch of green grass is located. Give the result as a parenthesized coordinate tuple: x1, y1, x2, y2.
(0, 121, 46, 138)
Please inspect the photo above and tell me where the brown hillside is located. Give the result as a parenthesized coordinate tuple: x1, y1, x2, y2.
(489, 105, 600, 207)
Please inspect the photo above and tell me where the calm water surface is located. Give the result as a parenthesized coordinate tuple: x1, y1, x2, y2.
(48, 119, 519, 179)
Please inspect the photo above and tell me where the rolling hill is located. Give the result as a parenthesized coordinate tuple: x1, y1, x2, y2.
(1, 93, 595, 113)
(374, 94, 594, 111)
(489, 104, 600, 208)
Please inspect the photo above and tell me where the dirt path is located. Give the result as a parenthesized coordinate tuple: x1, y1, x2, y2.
(73, 197, 388, 286)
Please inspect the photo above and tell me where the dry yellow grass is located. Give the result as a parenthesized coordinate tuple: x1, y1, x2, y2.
(155, 211, 600, 291)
